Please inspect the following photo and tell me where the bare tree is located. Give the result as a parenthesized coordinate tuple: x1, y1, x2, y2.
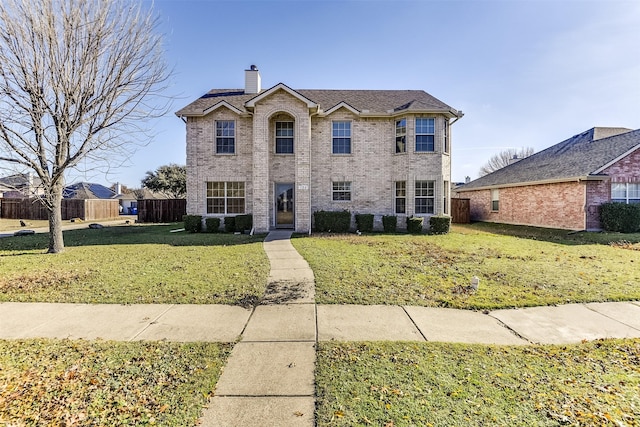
(0, 0, 170, 253)
(478, 147, 535, 177)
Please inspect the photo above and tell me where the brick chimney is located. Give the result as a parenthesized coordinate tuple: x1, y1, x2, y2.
(245, 65, 261, 94)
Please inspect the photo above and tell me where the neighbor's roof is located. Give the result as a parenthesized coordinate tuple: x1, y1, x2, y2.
(457, 127, 640, 191)
(63, 182, 116, 199)
(175, 86, 461, 118)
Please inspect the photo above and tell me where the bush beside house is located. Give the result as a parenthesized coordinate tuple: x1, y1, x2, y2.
(600, 203, 640, 233)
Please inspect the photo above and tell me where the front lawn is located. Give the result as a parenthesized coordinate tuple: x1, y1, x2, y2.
(0, 224, 269, 305)
(316, 339, 640, 426)
(0, 339, 232, 426)
(292, 224, 640, 309)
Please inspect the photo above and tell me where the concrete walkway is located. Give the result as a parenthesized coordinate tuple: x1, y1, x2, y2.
(199, 230, 317, 426)
(1, 229, 640, 425)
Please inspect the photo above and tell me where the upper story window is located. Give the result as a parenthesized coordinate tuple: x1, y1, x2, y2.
(443, 120, 449, 153)
(612, 183, 640, 204)
(332, 181, 352, 201)
(415, 118, 435, 152)
(415, 180, 435, 214)
(215, 120, 235, 154)
(332, 121, 351, 154)
(395, 181, 406, 214)
(206, 181, 245, 214)
(275, 122, 294, 154)
(395, 119, 406, 153)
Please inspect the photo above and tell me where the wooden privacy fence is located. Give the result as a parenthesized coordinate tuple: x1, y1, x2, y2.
(451, 198, 471, 224)
(137, 199, 186, 223)
(1, 198, 119, 221)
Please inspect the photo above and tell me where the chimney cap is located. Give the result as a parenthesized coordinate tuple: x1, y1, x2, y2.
(249, 64, 258, 71)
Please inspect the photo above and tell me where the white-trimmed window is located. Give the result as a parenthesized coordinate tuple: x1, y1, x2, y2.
(206, 182, 245, 214)
(395, 119, 406, 153)
(395, 181, 406, 213)
(332, 121, 351, 154)
(415, 118, 435, 152)
(444, 181, 449, 214)
(443, 120, 449, 153)
(332, 181, 352, 201)
(275, 121, 294, 154)
(491, 189, 500, 211)
(612, 183, 640, 204)
(215, 120, 235, 154)
(415, 180, 435, 214)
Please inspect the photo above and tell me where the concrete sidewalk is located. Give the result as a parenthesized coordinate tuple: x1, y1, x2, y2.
(1, 228, 640, 426)
(2, 301, 639, 345)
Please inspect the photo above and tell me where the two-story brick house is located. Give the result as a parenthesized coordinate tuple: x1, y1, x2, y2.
(176, 67, 463, 233)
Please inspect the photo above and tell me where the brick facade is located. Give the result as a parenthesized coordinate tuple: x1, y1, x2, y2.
(184, 88, 455, 233)
(462, 181, 587, 230)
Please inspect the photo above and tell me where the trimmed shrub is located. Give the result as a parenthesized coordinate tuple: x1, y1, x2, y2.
(313, 210, 351, 233)
(205, 217, 221, 233)
(406, 216, 424, 234)
(224, 216, 236, 233)
(355, 214, 374, 233)
(183, 215, 202, 233)
(235, 214, 253, 233)
(382, 215, 397, 233)
(600, 202, 640, 233)
(429, 215, 451, 234)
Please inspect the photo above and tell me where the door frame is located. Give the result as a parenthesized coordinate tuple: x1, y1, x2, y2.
(274, 182, 295, 229)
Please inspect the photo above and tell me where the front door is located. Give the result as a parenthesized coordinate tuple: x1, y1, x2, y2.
(275, 183, 295, 228)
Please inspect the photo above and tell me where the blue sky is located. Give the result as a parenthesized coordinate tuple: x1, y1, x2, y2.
(99, 0, 640, 188)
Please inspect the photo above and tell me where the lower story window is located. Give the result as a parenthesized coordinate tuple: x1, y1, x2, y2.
(444, 181, 449, 214)
(612, 183, 640, 204)
(206, 181, 245, 214)
(332, 181, 352, 201)
(415, 180, 435, 214)
(395, 181, 406, 213)
(491, 189, 500, 211)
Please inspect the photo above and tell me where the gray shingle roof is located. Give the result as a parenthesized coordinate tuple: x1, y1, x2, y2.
(175, 86, 459, 117)
(458, 127, 640, 191)
(63, 182, 116, 199)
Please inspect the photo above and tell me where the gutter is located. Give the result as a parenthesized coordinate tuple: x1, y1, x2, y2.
(455, 175, 608, 192)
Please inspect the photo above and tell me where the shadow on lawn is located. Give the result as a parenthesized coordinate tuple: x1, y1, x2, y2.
(0, 223, 266, 252)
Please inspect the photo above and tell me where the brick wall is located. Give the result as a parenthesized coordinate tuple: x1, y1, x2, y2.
(463, 181, 587, 230)
(586, 148, 640, 229)
(310, 110, 450, 229)
(185, 110, 254, 217)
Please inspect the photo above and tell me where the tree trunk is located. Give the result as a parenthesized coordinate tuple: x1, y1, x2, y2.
(47, 186, 65, 254)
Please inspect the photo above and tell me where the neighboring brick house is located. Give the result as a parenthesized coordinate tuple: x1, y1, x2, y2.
(175, 67, 463, 233)
(455, 127, 640, 230)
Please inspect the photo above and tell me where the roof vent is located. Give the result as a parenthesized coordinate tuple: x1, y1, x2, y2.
(245, 65, 261, 95)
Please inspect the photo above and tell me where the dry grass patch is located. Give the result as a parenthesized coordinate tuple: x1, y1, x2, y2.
(292, 225, 640, 309)
(0, 339, 232, 426)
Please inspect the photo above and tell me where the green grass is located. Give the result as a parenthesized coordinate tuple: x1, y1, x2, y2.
(0, 339, 232, 426)
(0, 223, 269, 305)
(292, 224, 640, 309)
(316, 339, 640, 426)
